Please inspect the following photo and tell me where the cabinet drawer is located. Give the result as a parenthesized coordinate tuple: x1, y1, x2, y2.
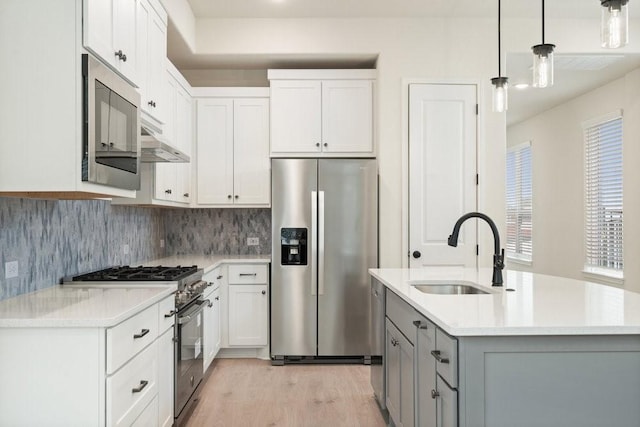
(436, 374, 458, 427)
(228, 264, 268, 284)
(107, 303, 159, 373)
(158, 295, 176, 334)
(435, 328, 458, 388)
(131, 395, 158, 427)
(107, 340, 158, 427)
(386, 290, 418, 344)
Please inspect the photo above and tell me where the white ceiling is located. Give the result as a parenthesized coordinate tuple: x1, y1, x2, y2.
(172, 0, 640, 123)
(186, 0, 608, 20)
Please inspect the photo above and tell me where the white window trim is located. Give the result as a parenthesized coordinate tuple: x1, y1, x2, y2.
(506, 140, 532, 262)
(582, 110, 624, 279)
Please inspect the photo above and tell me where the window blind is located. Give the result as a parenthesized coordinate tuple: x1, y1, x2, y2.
(506, 141, 532, 261)
(584, 115, 623, 272)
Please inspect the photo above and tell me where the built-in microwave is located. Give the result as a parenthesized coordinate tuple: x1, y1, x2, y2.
(82, 54, 141, 191)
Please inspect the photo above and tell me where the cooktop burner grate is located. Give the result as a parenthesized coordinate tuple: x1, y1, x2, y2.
(72, 265, 199, 282)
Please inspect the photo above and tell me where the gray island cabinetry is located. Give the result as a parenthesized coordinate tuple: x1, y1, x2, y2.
(372, 270, 640, 427)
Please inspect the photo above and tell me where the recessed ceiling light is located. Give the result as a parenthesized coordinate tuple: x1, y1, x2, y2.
(514, 83, 530, 89)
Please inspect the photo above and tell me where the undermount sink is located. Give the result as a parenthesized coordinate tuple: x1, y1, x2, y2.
(411, 283, 490, 295)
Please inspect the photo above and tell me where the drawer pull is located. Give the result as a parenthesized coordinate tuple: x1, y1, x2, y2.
(216, 275, 223, 280)
(239, 273, 257, 277)
(131, 380, 149, 393)
(164, 310, 176, 318)
(133, 329, 150, 339)
(391, 338, 398, 347)
(431, 350, 449, 364)
(413, 320, 428, 329)
(431, 389, 440, 399)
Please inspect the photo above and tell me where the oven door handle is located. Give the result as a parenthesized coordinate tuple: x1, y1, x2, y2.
(178, 300, 209, 325)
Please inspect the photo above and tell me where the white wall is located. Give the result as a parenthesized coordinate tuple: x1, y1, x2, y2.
(169, 14, 640, 271)
(508, 69, 640, 292)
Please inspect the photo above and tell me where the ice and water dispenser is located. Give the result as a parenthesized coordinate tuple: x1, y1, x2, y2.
(280, 228, 307, 265)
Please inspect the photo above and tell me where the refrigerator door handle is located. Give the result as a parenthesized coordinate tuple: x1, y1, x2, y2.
(318, 190, 325, 296)
(311, 191, 318, 296)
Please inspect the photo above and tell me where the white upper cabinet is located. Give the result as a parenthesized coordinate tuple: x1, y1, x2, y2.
(195, 88, 271, 207)
(84, 0, 138, 85)
(136, 0, 167, 123)
(268, 70, 376, 157)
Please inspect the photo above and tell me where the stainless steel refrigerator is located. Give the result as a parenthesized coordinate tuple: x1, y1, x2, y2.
(271, 158, 378, 360)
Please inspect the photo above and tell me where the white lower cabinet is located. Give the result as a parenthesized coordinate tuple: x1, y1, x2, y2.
(203, 285, 221, 372)
(158, 327, 174, 427)
(228, 284, 268, 346)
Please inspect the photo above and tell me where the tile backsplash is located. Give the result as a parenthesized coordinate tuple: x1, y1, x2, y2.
(0, 197, 165, 301)
(164, 208, 271, 255)
(0, 197, 271, 301)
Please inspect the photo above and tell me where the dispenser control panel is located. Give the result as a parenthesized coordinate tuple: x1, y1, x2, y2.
(281, 228, 307, 265)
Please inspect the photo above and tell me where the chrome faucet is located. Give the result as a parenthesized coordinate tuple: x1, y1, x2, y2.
(447, 212, 504, 286)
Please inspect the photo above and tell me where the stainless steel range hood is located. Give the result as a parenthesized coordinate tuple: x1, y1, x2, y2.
(140, 124, 190, 163)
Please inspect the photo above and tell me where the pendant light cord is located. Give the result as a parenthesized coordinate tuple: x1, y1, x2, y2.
(542, 0, 545, 44)
(498, 0, 502, 77)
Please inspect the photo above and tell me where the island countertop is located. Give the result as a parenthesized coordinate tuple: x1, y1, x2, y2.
(369, 267, 640, 336)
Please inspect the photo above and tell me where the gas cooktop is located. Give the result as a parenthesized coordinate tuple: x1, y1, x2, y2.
(72, 265, 199, 282)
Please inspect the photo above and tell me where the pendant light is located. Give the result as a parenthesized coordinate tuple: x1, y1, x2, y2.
(601, 0, 629, 48)
(532, 0, 555, 88)
(491, 0, 508, 112)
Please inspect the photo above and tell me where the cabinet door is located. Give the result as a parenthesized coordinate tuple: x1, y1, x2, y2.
(158, 328, 174, 427)
(203, 292, 215, 372)
(155, 163, 177, 201)
(270, 80, 322, 154)
(136, 0, 150, 111)
(436, 375, 458, 427)
(212, 287, 221, 357)
(321, 80, 373, 153)
(399, 331, 415, 427)
(385, 319, 401, 426)
(228, 285, 268, 346)
(147, 10, 167, 122)
(233, 98, 270, 205)
(417, 321, 437, 427)
(176, 88, 192, 204)
(113, 0, 137, 82)
(83, 0, 115, 69)
(196, 98, 234, 204)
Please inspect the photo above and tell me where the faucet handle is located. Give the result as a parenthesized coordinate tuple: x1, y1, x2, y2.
(494, 249, 505, 269)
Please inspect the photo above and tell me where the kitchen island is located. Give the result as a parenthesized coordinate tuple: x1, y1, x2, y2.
(370, 268, 640, 427)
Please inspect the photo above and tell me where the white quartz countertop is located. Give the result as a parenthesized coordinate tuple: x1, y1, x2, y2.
(369, 267, 640, 336)
(0, 285, 175, 328)
(143, 254, 271, 274)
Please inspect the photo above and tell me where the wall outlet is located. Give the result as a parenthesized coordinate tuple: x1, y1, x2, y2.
(247, 237, 259, 246)
(123, 244, 130, 255)
(160, 239, 165, 248)
(5, 261, 18, 279)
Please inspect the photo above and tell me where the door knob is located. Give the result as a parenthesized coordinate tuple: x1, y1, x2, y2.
(412, 250, 421, 259)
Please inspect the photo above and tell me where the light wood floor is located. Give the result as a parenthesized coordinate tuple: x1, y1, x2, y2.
(185, 359, 387, 427)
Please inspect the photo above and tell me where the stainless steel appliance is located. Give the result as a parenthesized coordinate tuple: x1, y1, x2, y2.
(82, 54, 141, 190)
(271, 159, 378, 361)
(370, 277, 386, 411)
(69, 265, 209, 426)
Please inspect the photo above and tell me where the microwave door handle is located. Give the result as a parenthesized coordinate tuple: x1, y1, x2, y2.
(311, 191, 317, 297)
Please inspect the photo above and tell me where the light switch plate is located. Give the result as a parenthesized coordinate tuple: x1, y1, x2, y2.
(5, 261, 18, 279)
(247, 237, 259, 246)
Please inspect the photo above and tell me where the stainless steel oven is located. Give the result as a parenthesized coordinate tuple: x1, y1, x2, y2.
(175, 297, 207, 425)
(82, 54, 140, 190)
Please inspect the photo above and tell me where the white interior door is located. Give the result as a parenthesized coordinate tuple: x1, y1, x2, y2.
(409, 84, 477, 268)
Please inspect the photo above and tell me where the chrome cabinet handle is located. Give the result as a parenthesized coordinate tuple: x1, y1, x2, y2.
(239, 273, 257, 277)
(216, 275, 223, 280)
(147, 100, 156, 107)
(413, 320, 428, 329)
(431, 389, 440, 399)
(132, 380, 149, 393)
(133, 329, 150, 339)
(261, 290, 266, 295)
(215, 296, 219, 301)
(164, 310, 176, 318)
(184, 193, 189, 198)
(431, 350, 449, 364)
(165, 189, 172, 194)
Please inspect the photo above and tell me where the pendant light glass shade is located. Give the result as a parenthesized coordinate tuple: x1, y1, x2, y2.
(491, 0, 508, 112)
(532, 44, 555, 88)
(491, 77, 509, 113)
(601, 0, 629, 48)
